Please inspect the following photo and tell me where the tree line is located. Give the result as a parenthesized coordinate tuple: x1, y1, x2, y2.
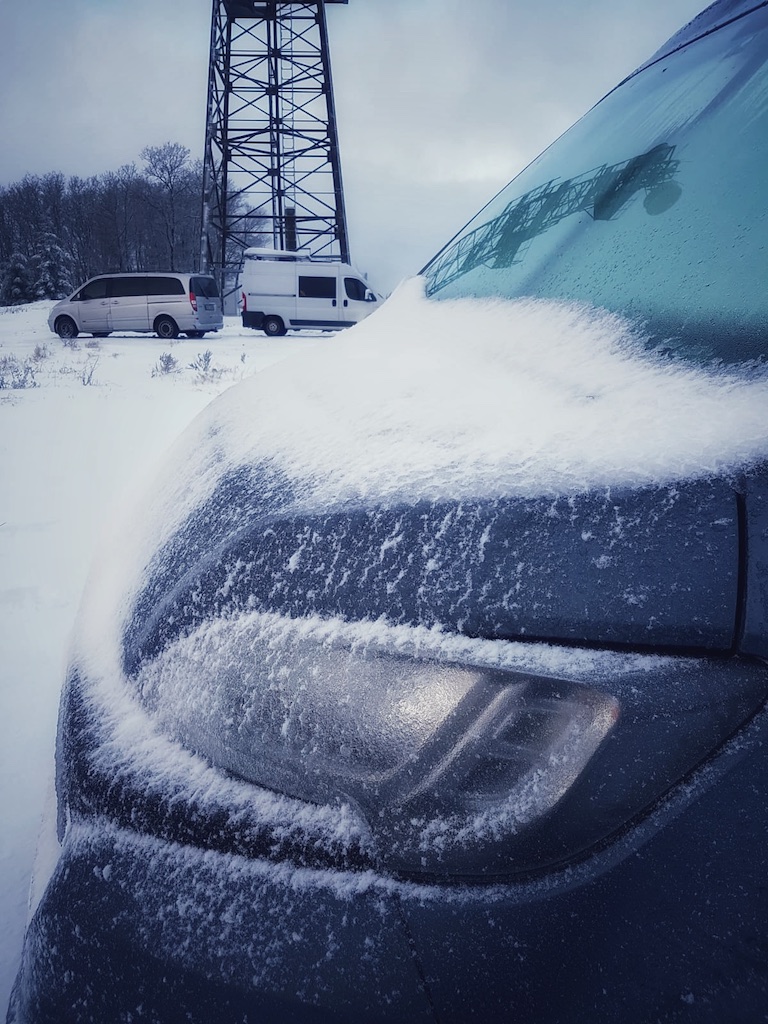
(0, 143, 202, 305)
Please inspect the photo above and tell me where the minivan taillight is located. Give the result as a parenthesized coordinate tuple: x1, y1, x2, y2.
(241, 291, 247, 313)
(189, 291, 198, 312)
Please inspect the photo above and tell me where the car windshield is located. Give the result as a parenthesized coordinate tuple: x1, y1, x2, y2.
(422, 6, 768, 366)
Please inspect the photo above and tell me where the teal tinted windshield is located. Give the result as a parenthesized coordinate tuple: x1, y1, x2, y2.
(422, 6, 768, 364)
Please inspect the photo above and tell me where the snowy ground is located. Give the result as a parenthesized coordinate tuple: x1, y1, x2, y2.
(0, 301, 323, 1012)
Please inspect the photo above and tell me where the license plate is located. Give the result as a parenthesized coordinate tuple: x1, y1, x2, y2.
(204, 303, 215, 311)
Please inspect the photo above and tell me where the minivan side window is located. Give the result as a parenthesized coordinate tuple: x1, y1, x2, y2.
(78, 279, 109, 301)
(111, 277, 152, 298)
(299, 276, 336, 299)
(145, 277, 185, 296)
(344, 278, 368, 302)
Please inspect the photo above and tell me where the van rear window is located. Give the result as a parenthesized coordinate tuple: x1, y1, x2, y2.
(190, 276, 219, 299)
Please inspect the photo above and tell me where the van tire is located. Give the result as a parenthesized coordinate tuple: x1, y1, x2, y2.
(154, 316, 179, 340)
(186, 330, 206, 339)
(55, 316, 79, 341)
(263, 316, 286, 337)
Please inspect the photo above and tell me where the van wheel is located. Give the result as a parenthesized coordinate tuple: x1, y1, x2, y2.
(186, 330, 206, 338)
(155, 316, 179, 340)
(55, 316, 79, 341)
(263, 316, 286, 337)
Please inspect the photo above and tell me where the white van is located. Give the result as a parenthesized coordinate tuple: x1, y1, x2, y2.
(48, 273, 223, 341)
(239, 248, 379, 336)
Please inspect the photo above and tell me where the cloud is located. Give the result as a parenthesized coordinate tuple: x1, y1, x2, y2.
(0, 0, 208, 180)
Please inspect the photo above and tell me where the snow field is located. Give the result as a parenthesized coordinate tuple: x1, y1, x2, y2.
(0, 301, 322, 1012)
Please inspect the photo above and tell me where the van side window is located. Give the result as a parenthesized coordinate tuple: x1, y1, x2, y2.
(344, 278, 367, 302)
(146, 277, 185, 296)
(299, 276, 336, 299)
(111, 277, 151, 298)
(78, 279, 109, 301)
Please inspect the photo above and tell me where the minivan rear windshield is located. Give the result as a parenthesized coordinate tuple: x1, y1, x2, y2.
(422, 7, 768, 366)
(190, 276, 219, 299)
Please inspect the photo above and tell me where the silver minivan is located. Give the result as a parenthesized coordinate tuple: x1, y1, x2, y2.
(48, 272, 224, 340)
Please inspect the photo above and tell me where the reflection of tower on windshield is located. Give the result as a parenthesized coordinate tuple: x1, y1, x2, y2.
(425, 144, 682, 295)
(592, 145, 681, 220)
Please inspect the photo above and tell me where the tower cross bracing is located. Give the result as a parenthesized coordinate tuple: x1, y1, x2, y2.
(201, 0, 349, 301)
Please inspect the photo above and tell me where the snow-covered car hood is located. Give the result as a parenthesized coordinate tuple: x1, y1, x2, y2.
(128, 278, 768, 517)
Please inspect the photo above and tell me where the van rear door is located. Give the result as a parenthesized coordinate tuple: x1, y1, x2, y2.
(295, 269, 343, 328)
(189, 275, 223, 330)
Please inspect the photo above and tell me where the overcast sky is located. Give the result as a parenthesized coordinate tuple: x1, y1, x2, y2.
(0, 0, 707, 290)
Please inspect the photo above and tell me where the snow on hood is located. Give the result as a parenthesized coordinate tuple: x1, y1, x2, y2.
(162, 276, 768, 509)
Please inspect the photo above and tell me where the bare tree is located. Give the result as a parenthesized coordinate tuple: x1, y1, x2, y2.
(140, 143, 199, 271)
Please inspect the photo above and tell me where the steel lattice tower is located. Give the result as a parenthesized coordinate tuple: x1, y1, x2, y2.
(201, 0, 350, 303)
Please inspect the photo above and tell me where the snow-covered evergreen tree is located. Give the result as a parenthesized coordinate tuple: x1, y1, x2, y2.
(0, 252, 32, 305)
(28, 233, 74, 300)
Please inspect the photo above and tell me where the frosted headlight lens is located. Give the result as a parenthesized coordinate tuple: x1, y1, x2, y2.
(139, 621, 479, 800)
(136, 613, 618, 872)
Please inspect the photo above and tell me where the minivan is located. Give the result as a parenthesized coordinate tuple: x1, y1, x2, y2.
(47, 273, 223, 341)
(240, 248, 379, 336)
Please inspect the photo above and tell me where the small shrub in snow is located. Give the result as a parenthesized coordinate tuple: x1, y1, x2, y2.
(81, 356, 99, 386)
(60, 334, 79, 351)
(188, 350, 213, 373)
(152, 352, 178, 376)
(0, 355, 37, 389)
(84, 339, 100, 350)
(187, 349, 228, 384)
(32, 343, 49, 362)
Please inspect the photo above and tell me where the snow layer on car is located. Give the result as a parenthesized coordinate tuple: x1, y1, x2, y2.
(141, 277, 768, 524)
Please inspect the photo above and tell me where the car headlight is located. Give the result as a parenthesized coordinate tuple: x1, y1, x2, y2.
(134, 612, 768, 876)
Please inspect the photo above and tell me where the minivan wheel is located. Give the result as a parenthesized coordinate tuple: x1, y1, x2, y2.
(154, 316, 179, 340)
(55, 316, 78, 341)
(262, 316, 286, 337)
